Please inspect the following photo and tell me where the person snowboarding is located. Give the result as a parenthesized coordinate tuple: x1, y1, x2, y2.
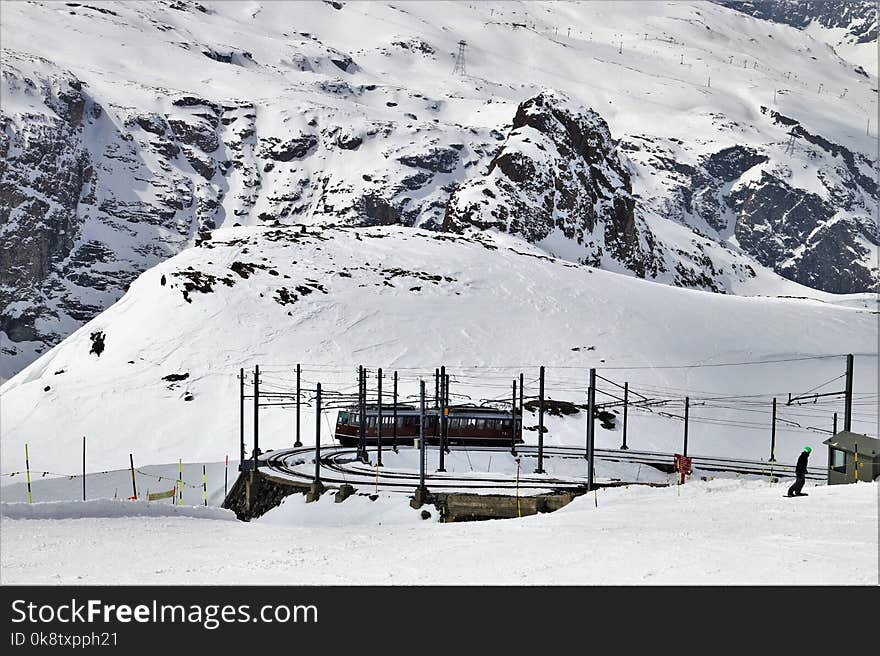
(787, 446, 811, 497)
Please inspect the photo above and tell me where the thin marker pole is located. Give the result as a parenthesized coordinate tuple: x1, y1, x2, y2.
(621, 382, 629, 450)
(224, 454, 229, 499)
(25, 443, 32, 504)
(178, 459, 183, 506)
(202, 465, 207, 506)
(833, 412, 838, 435)
(82, 436, 86, 501)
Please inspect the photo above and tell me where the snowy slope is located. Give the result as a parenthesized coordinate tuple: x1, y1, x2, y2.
(2, 479, 876, 584)
(1, 0, 877, 377)
(1, 224, 876, 478)
(715, 0, 879, 75)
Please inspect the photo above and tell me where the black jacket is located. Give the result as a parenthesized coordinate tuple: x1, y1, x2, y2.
(795, 451, 809, 475)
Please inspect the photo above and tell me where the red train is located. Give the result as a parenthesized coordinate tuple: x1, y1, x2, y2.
(334, 405, 522, 447)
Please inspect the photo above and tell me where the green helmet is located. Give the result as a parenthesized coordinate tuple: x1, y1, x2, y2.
(804, 446, 812, 453)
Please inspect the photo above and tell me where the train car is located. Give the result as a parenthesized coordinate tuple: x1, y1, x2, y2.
(334, 405, 523, 447)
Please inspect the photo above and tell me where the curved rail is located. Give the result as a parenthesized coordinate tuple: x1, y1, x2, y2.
(259, 443, 824, 495)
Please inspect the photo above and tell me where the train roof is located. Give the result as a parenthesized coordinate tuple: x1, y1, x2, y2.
(338, 404, 513, 416)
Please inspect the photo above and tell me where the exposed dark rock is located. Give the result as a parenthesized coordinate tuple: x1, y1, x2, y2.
(728, 172, 877, 293)
(443, 90, 660, 278)
(399, 147, 460, 173)
(89, 331, 105, 356)
(260, 135, 317, 161)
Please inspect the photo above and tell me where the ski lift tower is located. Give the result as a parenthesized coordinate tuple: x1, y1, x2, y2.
(452, 40, 467, 76)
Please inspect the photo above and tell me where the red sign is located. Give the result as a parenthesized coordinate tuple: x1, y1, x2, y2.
(674, 454, 692, 484)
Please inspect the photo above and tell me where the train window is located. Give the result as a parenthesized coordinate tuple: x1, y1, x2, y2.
(501, 419, 512, 428)
(450, 418, 460, 429)
(350, 413, 359, 425)
(476, 419, 486, 430)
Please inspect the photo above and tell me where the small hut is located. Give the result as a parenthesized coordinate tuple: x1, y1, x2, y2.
(822, 431, 880, 485)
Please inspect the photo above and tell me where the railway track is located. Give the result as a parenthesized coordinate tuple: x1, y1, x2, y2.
(261, 443, 824, 495)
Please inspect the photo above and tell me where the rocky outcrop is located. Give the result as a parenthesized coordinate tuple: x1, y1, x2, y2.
(443, 91, 661, 277)
(729, 172, 877, 293)
(0, 55, 99, 343)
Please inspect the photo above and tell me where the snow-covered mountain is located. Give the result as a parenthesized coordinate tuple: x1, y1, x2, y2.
(714, 0, 878, 75)
(1, 0, 877, 379)
(1, 223, 876, 476)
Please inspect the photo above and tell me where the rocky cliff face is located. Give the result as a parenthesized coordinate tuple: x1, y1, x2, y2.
(443, 91, 661, 278)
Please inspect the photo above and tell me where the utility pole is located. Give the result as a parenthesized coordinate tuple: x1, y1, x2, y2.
(844, 353, 853, 431)
(294, 364, 302, 447)
(444, 373, 450, 454)
(683, 396, 689, 457)
(314, 383, 322, 486)
(438, 366, 446, 472)
(393, 371, 399, 453)
(239, 367, 245, 470)
(621, 381, 629, 450)
(536, 366, 546, 474)
(129, 453, 138, 500)
(418, 380, 426, 491)
(586, 368, 596, 491)
(519, 373, 524, 444)
(358, 365, 367, 463)
(770, 397, 777, 462)
(434, 368, 440, 409)
(377, 368, 383, 468)
(253, 364, 260, 471)
(833, 411, 838, 435)
(511, 378, 518, 456)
